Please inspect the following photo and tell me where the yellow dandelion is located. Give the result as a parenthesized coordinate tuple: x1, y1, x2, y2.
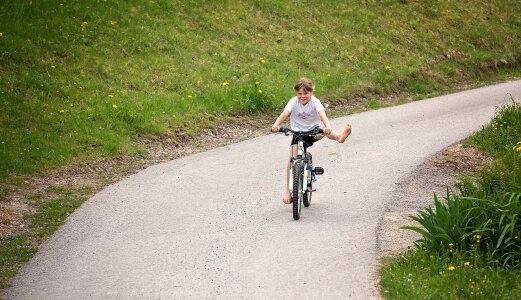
(449, 243, 453, 247)
(245, 73, 250, 77)
(385, 65, 392, 71)
(257, 89, 263, 94)
(0, 32, 3, 37)
(112, 104, 118, 109)
(464, 262, 470, 267)
(187, 95, 193, 99)
(59, 109, 65, 113)
(222, 81, 230, 86)
(108, 94, 114, 98)
(259, 57, 266, 63)
(448, 265, 455, 271)
(109, 21, 117, 25)
(255, 81, 261, 85)
(51, 65, 56, 69)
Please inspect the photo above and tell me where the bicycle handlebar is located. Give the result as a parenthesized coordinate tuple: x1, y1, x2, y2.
(278, 127, 324, 136)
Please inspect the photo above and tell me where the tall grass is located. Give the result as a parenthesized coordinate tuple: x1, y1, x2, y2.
(0, 0, 520, 183)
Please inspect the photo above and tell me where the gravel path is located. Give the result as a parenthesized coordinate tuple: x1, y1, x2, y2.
(6, 80, 521, 299)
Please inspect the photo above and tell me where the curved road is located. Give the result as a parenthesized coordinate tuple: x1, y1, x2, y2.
(6, 80, 521, 299)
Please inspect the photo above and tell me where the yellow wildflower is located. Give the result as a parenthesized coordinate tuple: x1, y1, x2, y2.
(0, 32, 3, 37)
(51, 65, 56, 69)
(70, 103, 74, 107)
(255, 81, 261, 85)
(110, 21, 117, 26)
(187, 95, 193, 99)
(112, 104, 118, 109)
(59, 109, 65, 113)
(464, 262, 470, 267)
(259, 57, 266, 63)
(108, 94, 114, 98)
(257, 89, 263, 94)
(222, 81, 230, 86)
(245, 73, 250, 77)
(449, 243, 453, 247)
(448, 265, 455, 271)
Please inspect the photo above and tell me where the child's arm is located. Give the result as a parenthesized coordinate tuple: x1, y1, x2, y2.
(318, 110, 332, 135)
(271, 110, 290, 132)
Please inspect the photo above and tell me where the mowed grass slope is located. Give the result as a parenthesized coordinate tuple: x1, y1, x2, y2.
(1, 0, 520, 183)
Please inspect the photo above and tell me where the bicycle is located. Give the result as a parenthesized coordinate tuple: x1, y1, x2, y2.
(279, 127, 324, 220)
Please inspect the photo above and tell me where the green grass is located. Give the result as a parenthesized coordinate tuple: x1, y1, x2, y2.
(381, 248, 521, 299)
(381, 100, 521, 298)
(1, 0, 521, 184)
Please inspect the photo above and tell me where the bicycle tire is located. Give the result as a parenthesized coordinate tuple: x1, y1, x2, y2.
(292, 161, 303, 220)
(303, 153, 312, 207)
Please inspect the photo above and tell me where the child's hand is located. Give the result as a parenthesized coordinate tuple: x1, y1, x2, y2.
(271, 126, 280, 133)
(324, 128, 332, 135)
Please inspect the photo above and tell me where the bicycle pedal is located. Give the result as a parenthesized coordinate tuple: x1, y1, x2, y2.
(314, 167, 324, 175)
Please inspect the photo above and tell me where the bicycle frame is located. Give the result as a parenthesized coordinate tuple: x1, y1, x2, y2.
(282, 127, 321, 197)
(278, 127, 323, 220)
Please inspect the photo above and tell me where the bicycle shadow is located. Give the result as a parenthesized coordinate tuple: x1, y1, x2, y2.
(271, 201, 347, 223)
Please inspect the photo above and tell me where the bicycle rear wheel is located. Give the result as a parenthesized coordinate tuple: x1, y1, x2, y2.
(292, 161, 303, 220)
(303, 153, 312, 207)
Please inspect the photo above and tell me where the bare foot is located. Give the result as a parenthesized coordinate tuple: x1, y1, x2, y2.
(338, 124, 352, 143)
(283, 191, 291, 204)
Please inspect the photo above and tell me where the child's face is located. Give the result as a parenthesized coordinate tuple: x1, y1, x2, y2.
(296, 89, 312, 104)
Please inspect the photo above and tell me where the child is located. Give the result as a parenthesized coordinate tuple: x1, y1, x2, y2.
(271, 78, 352, 204)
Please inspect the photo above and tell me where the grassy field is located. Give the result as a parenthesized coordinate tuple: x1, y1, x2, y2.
(380, 100, 521, 299)
(0, 0, 520, 186)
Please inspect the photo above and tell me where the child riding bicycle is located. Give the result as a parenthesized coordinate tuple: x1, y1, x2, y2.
(271, 78, 352, 204)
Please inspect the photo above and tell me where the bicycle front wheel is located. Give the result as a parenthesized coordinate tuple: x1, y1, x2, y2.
(292, 161, 303, 220)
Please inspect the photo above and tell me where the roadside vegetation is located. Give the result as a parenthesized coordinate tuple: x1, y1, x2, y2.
(0, 0, 521, 294)
(380, 99, 521, 299)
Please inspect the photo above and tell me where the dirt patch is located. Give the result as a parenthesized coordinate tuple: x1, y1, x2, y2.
(377, 143, 494, 256)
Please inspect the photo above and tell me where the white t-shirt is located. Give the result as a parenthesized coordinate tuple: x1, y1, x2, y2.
(284, 96, 324, 131)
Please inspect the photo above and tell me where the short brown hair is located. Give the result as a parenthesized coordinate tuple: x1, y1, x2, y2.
(294, 77, 314, 93)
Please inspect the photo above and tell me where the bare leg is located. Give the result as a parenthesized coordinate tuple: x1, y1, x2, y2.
(283, 144, 298, 204)
(325, 124, 352, 143)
